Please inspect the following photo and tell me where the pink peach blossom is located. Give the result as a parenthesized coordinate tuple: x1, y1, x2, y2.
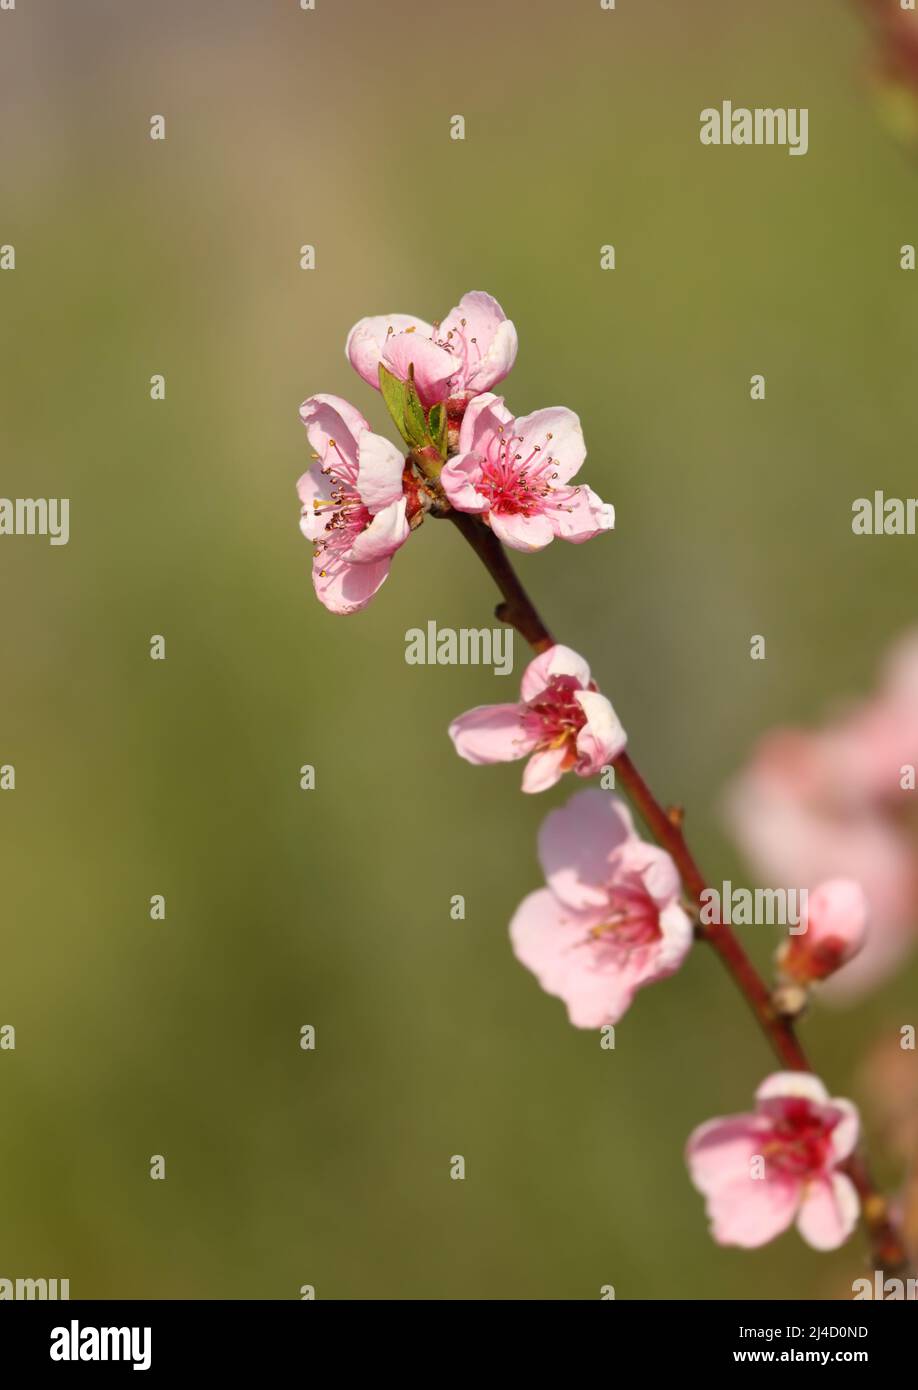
(510, 790, 693, 1026)
(686, 1073, 860, 1251)
(297, 394, 409, 615)
(439, 393, 614, 552)
(725, 630, 918, 998)
(345, 291, 518, 409)
(777, 878, 869, 985)
(449, 645, 627, 793)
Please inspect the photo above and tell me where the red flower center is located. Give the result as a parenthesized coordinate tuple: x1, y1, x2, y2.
(522, 675, 590, 763)
(763, 1099, 835, 1177)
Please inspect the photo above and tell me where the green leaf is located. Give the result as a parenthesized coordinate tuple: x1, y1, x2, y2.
(378, 363, 411, 445)
(428, 402, 448, 460)
(403, 372, 429, 449)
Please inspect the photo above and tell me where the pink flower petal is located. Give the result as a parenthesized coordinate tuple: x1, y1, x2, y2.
(466, 319, 518, 394)
(456, 392, 513, 456)
(346, 497, 409, 564)
(489, 508, 555, 553)
(439, 292, 518, 394)
(755, 1072, 829, 1106)
(704, 1174, 800, 1248)
(653, 900, 695, 973)
(616, 838, 682, 909)
(520, 644, 592, 701)
(448, 704, 534, 765)
(299, 394, 369, 477)
(312, 554, 392, 616)
(560, 965, 645, 1027)
(509, 888, 639, 1027)
(381, 332, 456, 409)
(514, 407, 586, 485)
(550, 485, 615, 543)
(510, 889, 591, 985)
(296, 466, 333, 543)
(796, 1173, 859, 1251)
(521, 745, 569, 794)
(356, 431, 407, 513)
(345, 314, 433, 391)
(440, 291, 508, 352)
(827, 1099, 860, 1164)
(574, 689, 627, 770)
(538, 789, 636, 912)
(685, 1114, 764, 1196)
(440, 453, 490, 513)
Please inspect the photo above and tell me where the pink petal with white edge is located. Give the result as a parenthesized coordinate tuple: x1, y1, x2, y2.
(705, 1173, 800, 1248)
(521, 745, 569, 794)
(520, 644, 592, 701)
(448, 704, 535, 765)
(574, 689, 627, 770)
(796, 1173, 859, 1251)
(313, 555, 392, 616)
(346, 497, 409, 564)
(440, 453, 490, 513)
(345, 314, 433, 390)
(299, 394, 369, 473)
(755, 1072, 829, 1106)
(356, 431, 407, 513)
(538, 790, 636, 912)
(515, 407, 586, 485)
(827, 1099, 860, 1164)
(654, 900, 695, 974)
(550, 485, 616, 543)
(490, 508, 556, 553)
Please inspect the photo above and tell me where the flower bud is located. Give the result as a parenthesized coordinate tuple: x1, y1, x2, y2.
(777, 878, 869, 984)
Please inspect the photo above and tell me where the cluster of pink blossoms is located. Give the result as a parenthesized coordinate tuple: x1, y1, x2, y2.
(297, 291, 614, 614)
(297, 292, 878, 1259)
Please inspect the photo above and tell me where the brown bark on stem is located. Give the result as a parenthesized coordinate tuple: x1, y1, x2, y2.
(448, 511, 908, 1274)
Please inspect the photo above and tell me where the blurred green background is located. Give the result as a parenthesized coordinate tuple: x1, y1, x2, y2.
(1, 0, 916, 1299)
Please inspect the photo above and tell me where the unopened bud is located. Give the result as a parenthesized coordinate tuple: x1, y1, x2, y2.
(776, 878, 868, 985)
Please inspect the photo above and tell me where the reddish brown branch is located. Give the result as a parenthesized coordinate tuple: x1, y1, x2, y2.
(449, 511, 908, 1273)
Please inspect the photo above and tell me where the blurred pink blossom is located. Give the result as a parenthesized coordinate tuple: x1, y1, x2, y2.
(510, 790, 692, 1026)
(448, 644, 627, 793)
(726, 632, 918, 997)
(686, 1073, 860, 1251)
